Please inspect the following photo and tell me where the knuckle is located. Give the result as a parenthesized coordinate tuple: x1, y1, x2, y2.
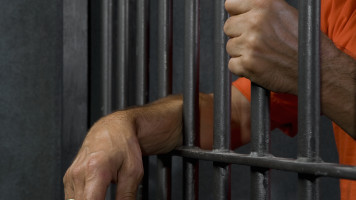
(127, 163, 144, 182)
(246, 34, 260, 51)
(63, 171, 70, 184)
(247, 14, 262, 30)
(87, 156, 102, 171)
(86, 154, 114, 182)
(123, 156, 144, 182)
(71, 166, 83, 178)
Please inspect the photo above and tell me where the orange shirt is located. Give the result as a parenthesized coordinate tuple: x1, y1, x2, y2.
(232, 0, 356, 199)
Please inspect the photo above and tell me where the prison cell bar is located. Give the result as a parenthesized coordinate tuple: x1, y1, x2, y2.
(183, 0, 200, 199)
(115, 0, 129, 110)
(136, 0, 149, 106)
(172, 148, 356, 180)
(297, 0, 321, 198)
(157, 0, 173, 199)
(213, 0, 231, 200)
(100, 0, 114, 199)
(250, 84, 271, 200)
(101, 0, 112, 116)
(135, 0, 150, 199)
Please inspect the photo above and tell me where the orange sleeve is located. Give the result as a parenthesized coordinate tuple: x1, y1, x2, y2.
(232, 78, 299, 137)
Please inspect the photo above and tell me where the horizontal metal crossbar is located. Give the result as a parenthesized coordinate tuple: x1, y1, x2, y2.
(172, 147, 356, 180)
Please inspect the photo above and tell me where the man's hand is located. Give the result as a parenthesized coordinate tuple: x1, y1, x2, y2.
(63, 113, 144, 200)
(224, 0, 299, 94)
(224, 0, 356, 138)
(62, 91, 253, 199)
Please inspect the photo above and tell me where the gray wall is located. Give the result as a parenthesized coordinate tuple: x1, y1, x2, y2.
(0, 0, 63, 199)
(0, 0, 87, 199)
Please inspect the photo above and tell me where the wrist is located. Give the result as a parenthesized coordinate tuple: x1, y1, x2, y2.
(83, 111, 137, 150)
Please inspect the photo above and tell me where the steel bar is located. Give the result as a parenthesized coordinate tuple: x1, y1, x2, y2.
(157, 0, 173, 199)
(297, 0, 321, 198)
(101, 0, 112, 116)
(100, 1, 114, 198)
(136, 0, 149, 106)
(172, 147, 356, 180)
(250, 83, 271, 200)
(136, 1, 150, 199)
(183, 0, 200, 199)
(115, 0, 129, 110)
(157, 0, 172, 98)
(213, 0, 231, 199)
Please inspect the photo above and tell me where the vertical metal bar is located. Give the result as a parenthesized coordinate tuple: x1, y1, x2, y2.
(297, 0, 320, 198)
(157, 0, 172, 98)
(101, 0, 112, 116)
(183, 0, 200, 199)
(115, 0, 129, 110)
(136, 0, 150, 199)
(213, 0, 231, 200)
(250, 84, 271, 200)
(101, 0, 114, 199)
(157, 0, 173, 199)
(136, 0, 149, 106)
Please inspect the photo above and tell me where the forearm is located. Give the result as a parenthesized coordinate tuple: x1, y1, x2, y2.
(87, 88, 251, 155)
(64, 89, 251, 199)
(133, 88, 251, 152)
(130, 93, 219, 153)
(89, 94, 213, 156)
(131, 95, 184, 155)
(320, 33, 356, 139)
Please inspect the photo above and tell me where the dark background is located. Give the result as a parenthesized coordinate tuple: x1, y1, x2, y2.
(0, 0, 339, 199)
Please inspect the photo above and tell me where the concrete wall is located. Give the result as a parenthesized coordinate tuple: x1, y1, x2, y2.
(0, 0, 63, 199)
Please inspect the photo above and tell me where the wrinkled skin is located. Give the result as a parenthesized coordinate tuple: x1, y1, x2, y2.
(63, 115, 144, 200)
(224, 0, 356, 138)
(224, 0, 299, 94)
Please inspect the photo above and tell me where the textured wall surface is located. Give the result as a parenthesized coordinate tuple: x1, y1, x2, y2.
(0, 0, 62, 199)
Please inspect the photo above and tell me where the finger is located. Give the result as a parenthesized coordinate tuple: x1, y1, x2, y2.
(225, 0, 253, 15)
(115, 164, 143, 200)
(72, 167, 85, 200)
(63, 173, 75, 200)
(228, 57, 248, 77)
(82, 152, 114, 200)
(83, 171, 112, 200)
(226, 37, 244, 57)
(224, 15, 249, 37)
(115, 152, 143, 200)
